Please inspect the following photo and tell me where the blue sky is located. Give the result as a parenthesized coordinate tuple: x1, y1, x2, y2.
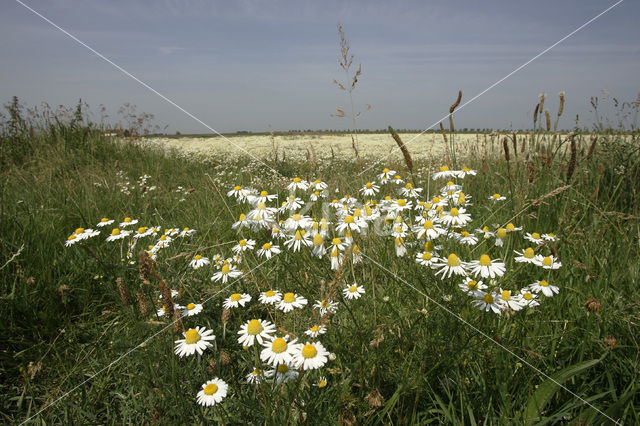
(1, 0, 638, 133)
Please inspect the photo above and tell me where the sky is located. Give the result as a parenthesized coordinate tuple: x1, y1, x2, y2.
(1, 0, 638, 133)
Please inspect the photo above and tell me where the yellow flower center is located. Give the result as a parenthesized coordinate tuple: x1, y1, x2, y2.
(160, 235, 167, 241)
(447, 254, 460, 267)
(542, 257, 553, 267)
(318, 379, 327, 388)
(483, 294, 494, 304)
(423, 220, 434, 229)
(185, 329, 201, 344)
(440, 166, 449, 172)
(265, 290, 275, 297)
(277, 364, 289, 373)
(294, 230, 303, 241)
(349, 285, 358, 292)
(523, 292, 533, 300)
(203, 383, 218, 395)
(332, 237, 341, 246)
(74, 228, 85, 234)
(482, 226, 490, 232)
(221, 263, 230, 274)
(100, 218, 109, 222)
(310, 326, 320, 332)
(424, 241, 434, 252)
(446, 181, 454, 187)
(524, 248, 535, 258)
(501, 290, 511, 301)
(67, 235, 76, 241)
(458, 194, 466, 204)
(313, 233, 323, 246)
(394, 175, 401, 180)
(260, 190, 268, 197)
(493, 193, 501, 199)
(461, 231, 470, 237)
(406, 183, 413, 189)
(396, 199, 406, 207)
(186, 303, 195, 310)
(230, 293, 242, 302)
(548, 233, 555, 237)
(353, 245, 361, 254)
(293, 177, 301, 183)
(532, 232, 540, 239)
(236, 239, 246, 247)
(432, 197, 440, 203)
(467, 280, 478, 290)
(422, 252, 432, 260)
(124, 217, 132, 222)
(366, 182, 373, 188)
(283, 293, 295, 303)
(479, 254, 492, 266)
(111, 228, 120, 236)
(344, 216, 355, 224)
(271, 338, 287, 353)
(506, 223, 515, 231)
(238, 213, 246, 221)
(540, 280, 549, 287)
(462, 167, 470, 172)
(302, 344, 317, 359)
(450, 208, 459, 217)
(183, 227, 190, 231)
(262, 242, 272, 250)
(247, 319, 263, 335)
(136, 227, 146, 234)
(320, 300, 330, 308)
(496, 228, 507, 239)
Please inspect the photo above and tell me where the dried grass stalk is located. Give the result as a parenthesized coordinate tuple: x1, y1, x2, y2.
(388, 126, 413, 172)
(137, 290, 150, 316)
(502, 137, 510, 162)
(449, 90, 462, 114)
(116, 277, 130, 304)
(533, 103, 540, 127)
(566, 136, 577, 183)
(545, 110, 551, 132)
(557, 92, 565, 117)
(439, 122, 451, 165)
(172, 308, 184, 333)
(586, 135, 598, 159)
(158, 279, 174, 319)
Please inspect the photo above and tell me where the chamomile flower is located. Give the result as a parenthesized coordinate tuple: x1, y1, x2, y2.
(432, 165, 456, 180)
(196, 378, 228, 407)
(468, 254, 506, 279)
(529, 280, 559, 297)
(513, 247, 537, 264)
(287, 177, 309, 192)
(414, 220, 445, 240)
(433, 254, 468, 279)
(313, 299, 338, 316)
(182, 303, 203, 317)
(489, 193, 506, 202)
(505, 222, 523, 232)
(284, 230, 312, 252)
(232, 213, 251, 231)
(174, 326, 215, 357)
(293, 341, 329, 370)
(284, 213, 312, 231)
(227, 185, 250, 201)
(222, 292, 252, 309)
(439, 207, 472, 228)
(440, 181, 462, 194)
(455, 166, 477, 178)
(211, 263, 243, 284)
(542, 233, 558, 242)
(360, 182, 380, 197)
(533, 255, 562, 270)
(237, 319, 276, 347)
(189, 254, 210, 269)
(65, 234, 80, 247)
(343, 283, 365, 300)
(457, 231, 479, 245)
(524, 232, 544, 245)
(311, 233, 326, 258)
(499, 289, 524, 311)
(278, 292, 308, 312)
(119, 217, 138, 227)
(377, 168, 396, 183)
(232, 239, 256, 254)
(257, 242, 281, 259)
(352, 244, 363, 264)
(471, 291, 504, 314)
(154, 235, 172, 249)
(267, 363, 298, 384)
(493, 227, 508, 247)
(310, 179, 328, 191)
(519, 288, 540, 307)
(259, 290, 282, 305)
(395, 237, 408, 257)
(458, 277, 487, 295)
(157, 304, 182, 317)
(476, 226, 495, 239)
(391, 175, 404, 184)
(246, 368, 264, 385)
(261, 335, 298, 367)
(179, 227, 196, 238)
(96, 217, 114, 227)
(249, 190, 278, 205)
(304, 325, 327, 339)
(415, 251, 440, 267)
(315, 376, 328, 388)
(106, 228, 131, 242)
(400, 183, 422, 198)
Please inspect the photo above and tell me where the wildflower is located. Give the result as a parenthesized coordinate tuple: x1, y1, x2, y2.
(237, 319, 276, 347)
(261, 335, 298, 367)
(533, 255, 562, 270)
(65, 234, 80, 247)
(257, 242, 281, 259)
(154, 235, 172, 249)
(293, 341, 329, 370)
(360, 182, 380, 197)
(246, 368, 264, 384)
(259, 290, 282, 305)
(313, 299, 338, 316)
(476, 226, 495, 239)
(106, 228, 131, 242)
(468, 254, 506, 279)
(530, 280, 559, 297)
(196, 378, 228, 406)
(315, 377, 328, 388)
(439, 207, 472, 228)
(455, 167, 477, 178)
(227, 185, 250, 201)
(284, 230, 312, 252)
(156, 304, 182, 317)
(489, 193, 506, 202)
(119, 217, 138, 227)
(189, 254, 210, 269)
(390, 198, 412, 214)
(524, 232, 544, 245)
(394, 237, 407, 257)
(232, 213, 251, 231)
(174, 326, 215, 357)
(266, 363, 298, 384)
(248, 190, 278, 204)
(499, 289, 523, 311)
(287, 177, 309, 192)
(96, 217, 114, 227)
(414, 220, 445, 240)
(352, 244, 363, 264)
(179, 227, 196, 238)
(391, 175, 404, 184)
(513, 248, 537, 264)
(505, 222, 522, 232)
(330, 246, 343, 270)
(415, 251, 439, 267)
(400, 183, 422, 198)
(232, 239, 256, 254)
(304, 325, 327, 338)
(542, 233, 558, 242)
(519, 288, 540, 307)
(311, 233, 326, 258)
(440, 181, 462, 194)
(211, 263, 243, 284)
(433, 254, 467, 279)
(222, 292, 251, 309)
(377, 168, 396, 183)
(494, 227, 508, 247)
(335, 215, 368, 234)
(457, 230, 478, 245)
(471, 291, 504, 314)
(458, 277, 487, 295)
(343, 283, 365, 300)
(311, 179, 328, 191)
(278, 292, 308, 313)
(432, 165, 456, 180)
(182, 303, 203, 317)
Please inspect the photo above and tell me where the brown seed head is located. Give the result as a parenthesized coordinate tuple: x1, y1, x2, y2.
(557, 92, 565, 117)
(172, 308, 184, 333)
(603, 335, 617, 347)
(221, 308, 231, 324)
(584, 297, 602, 312)
(116, 277, 131, 304)
(219, 349, 231, 366)
(137, 290, 150, 316)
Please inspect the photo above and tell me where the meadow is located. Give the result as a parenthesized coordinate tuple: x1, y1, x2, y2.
(1, 98, 639, 424)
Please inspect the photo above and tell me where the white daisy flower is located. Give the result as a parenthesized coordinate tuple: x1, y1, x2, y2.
(415, 251, 440, 267)
(179, 227, 196, 238)
(433, 254, 468, 279)
(315, 376, 328, 388)
(277, 292, 308, 312)
(377, 168, 396, 182)
(439, 207, 472, 228)
(156, 303, 183, 317)
(519, 288, 540, 307)
(222, 292, 251, 309)
(313, 299, 338, 316)
(174, 326, 215, 357)
(232, 239, 256, 254)
(395, 237, 408, 257)
(196, 378, 228, 406)
(211, 263, 243, 284)
(454, 166, 477, 178)
(287, 177, 309, 192)
(232, 213, 251, 231)
(457, 231, 478, 245)
(189, 254, 210, 269)
(257, 242, 281, 259)
(227, 185, 250, 201)
(284, 230, 312, 252)
(524, 232, 544, 245)
(248, 190, 278, 205)
(310, 179, 328, 191)
(265, 363, 298, 384)
(471, 291, 504, 314)
(533, 255, 562, 270)
(259, 290, 282, 305)
(360, 182, 380, 197)
(237, 319, 276, 347)
(96, 217, 114, 227)
(468, 255, 506, 279)
(432, 165, 456, 180)
(458, 277, 487, 295)
(529, 280, 559, 297)
(399, 183, 422, 198)
(311, 233, 326, 258)
(246, 368, 264, 385)
(304, 325, 327, 338)
(106, 228, 131, 242)
(499, 289, 524, 311)
(154, 235, 172, 249)
(292, 341, 329, 370)
(391, 174, 404, 184)
(413, 220, 445, 240)
(343, 283, 365, 300)
(119, 217, 138, 227)
(260, 335, 298, 367)
(489, 193, 507, 202)
(440, 181, 462, 194)
(64, 234, 80, 247)
(505, 222, 523, 232)
(182, 303, 203, 317)
(542, 233, 558, 242)
(476, 226, 495, 240)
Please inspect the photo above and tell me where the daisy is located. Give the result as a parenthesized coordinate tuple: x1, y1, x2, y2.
(237, 319, 276, 347)
(524, 232, 544, 245)
(182, 303, 203, 317)
(179, 227, 197, 238)
(266, 363, 298, 384)
(287, 177, 309, 192)
(246, 368, 264, 385)
(232, 213, 251, 231)
(284, 213, 312, 231)
(157, 303, 182, 317)
(315, 377, 328, 388)
(519, 288, 540, 307)
(529, 280, 559, 297)
(432, 165, 456, 180)
(542, 233, 558, 242)
(377, 168, 396, 182)
(390, 198, 412, 214)
(310, 179, 328, 191)
(433, 254, 468, 279)
(278, 292, 308, 312)
(471, 291, 504, 314)
(476, 226, 495, 240)
(329, 246, 344, 270)
(284, 230, 312, 252)
(313, 299, 338, 316)
(311, 233, 326, 258)
(96, 217, 114, 227)
(414, 220, 445, 240)
(489, 193, 506, 202)
(232, 239, 256, 254)
(304, 325, 327, 339)
(343, 283, 365, 300)
(222, 292, 251, 309)
(513, 247, 537, 264)
(360, 182, 380, 197)
(500, 289, 524, 311)
(133, 227, 152, 239)
(455, 166, 477, 178)
(439, 207, 472, 228)
(468, 254, 506, 279)
(174, 326, 215, 357)
(505, 222, 523, 232)
(457, 231, 478, 245)
(391, 175, 404, 184)
(119, 217, 138, 227)
(189, 254, 210, 269)
(430, 196, 448, 208)
(395, 237, 407, 257)
(211, 263, 243, 284)
(196, 378, 228, 407)
(65, 234, 80, 247)
(399, 183, 422, 198)
(533, 255, 562, 270)
(340, 194, 357, 206)
(249, 190, 278, 205)
(261, 335, 298, 367)
(415, 251, 440, 267)
(154, 235, 172, 249)
(259, 290, 282, 305)
(227, 185, 250, 201)
(293, 341, 329, 370)
(106, 228, 131, 242)
(257, 242, 281, 259)
(352, 244, 363, 264)
(458, 277, 487, 295)
(309, 190, 327, 202)
(440, 181, 462, 194)
(335, 215, 368, 234)
(493, 227, 508, 247)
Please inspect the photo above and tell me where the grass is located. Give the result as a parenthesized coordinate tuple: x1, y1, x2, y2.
(1, 102, 639, 424)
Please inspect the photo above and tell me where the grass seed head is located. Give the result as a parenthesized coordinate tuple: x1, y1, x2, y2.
(116, 277, 131, 304)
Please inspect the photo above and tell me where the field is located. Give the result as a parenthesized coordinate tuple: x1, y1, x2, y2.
(1, 105, 639, 424)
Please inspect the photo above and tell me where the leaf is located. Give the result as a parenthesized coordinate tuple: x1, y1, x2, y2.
(523, 357, 604, 425)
